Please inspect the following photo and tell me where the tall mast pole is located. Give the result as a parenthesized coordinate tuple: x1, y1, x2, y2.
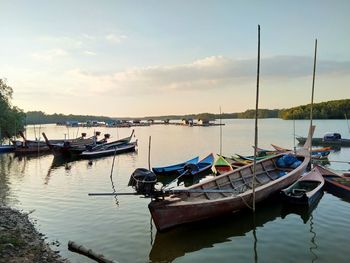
(253, 25, 260, 212)
(310, 39, 317, 163)
(219, 106, 222, 155)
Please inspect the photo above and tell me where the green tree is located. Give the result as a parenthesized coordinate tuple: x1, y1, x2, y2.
(0, 79, 25, 140)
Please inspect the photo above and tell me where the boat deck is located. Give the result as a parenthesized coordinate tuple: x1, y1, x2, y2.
(176, 158, 296, 201)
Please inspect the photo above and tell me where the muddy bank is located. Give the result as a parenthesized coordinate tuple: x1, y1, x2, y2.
(0, 206, 69, 263)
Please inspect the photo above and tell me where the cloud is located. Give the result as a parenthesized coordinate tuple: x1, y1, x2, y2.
(63, 55, 350, 97)
(105, 33, 127, 44)
(31, 48, 68, 61)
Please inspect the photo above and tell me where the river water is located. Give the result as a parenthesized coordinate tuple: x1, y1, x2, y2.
(1, 119, 349, 263)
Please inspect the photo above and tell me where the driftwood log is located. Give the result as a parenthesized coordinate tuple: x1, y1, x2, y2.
(68, 241, 117, 263)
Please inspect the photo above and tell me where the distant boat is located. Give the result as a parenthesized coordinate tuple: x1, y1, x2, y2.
(213, 155, 233, 175)
(80, 141, 137, 159)
(296, 133, 350, 147)
(314, 165, 350, 199)
(152, 156, 199, 176)
(43, 130, 134, 157)
(281, 167, 324, 206)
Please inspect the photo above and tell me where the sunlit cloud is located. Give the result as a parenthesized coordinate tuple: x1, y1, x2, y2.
(105, 33, 127, 44)
(63, 55, 350, 96)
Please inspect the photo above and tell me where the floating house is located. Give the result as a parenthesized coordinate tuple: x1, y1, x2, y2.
(198, 119, 212, 126)
(182, 118, 194, 125)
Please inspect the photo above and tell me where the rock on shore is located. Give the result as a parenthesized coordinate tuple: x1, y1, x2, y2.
(0, 206, 69, 263)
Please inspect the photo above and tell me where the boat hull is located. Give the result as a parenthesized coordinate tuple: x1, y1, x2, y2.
(149, 158, 304, 231)
(296, 137, 350, 147)
(80, 143, 136, 159)
(324, 177, 350, 199)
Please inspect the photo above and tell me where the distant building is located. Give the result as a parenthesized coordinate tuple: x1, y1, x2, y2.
(198, 119, 211, 125)
(182, 118, 193, 125)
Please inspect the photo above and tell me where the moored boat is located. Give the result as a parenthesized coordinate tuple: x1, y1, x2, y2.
(152, 156, 199, 176)
(80, 141, 137, 159)
(314, 165, 350, 199)
(213, 155, 233, 175)
(189, 153, 214, 176)
(148, 139, 312, 231)
(280, 167, 324, 206)
(296, 133, 350, 147)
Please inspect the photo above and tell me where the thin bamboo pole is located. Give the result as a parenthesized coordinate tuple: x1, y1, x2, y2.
(253, 25, 261, 212)
(310, 39, 317, 163)
(148, 136, 152, 170)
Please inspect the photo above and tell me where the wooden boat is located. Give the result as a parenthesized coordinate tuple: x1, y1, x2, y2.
(213, 155, 233, 175)
(43, 130, 134, 156)
(235, 153, 277, 161)
(80, 141, 137, 159)
(152, 156, 199, 176)
(280, 167, 324, 206)
(148, 125, 314, 231)
(270, 144, 330, 159)
(13, 132, 51, 154)
(296, 133, 350, 147)
(271, 144, 331, 154)
(149, 149, 310, 231)
(314, 165, 350, 199)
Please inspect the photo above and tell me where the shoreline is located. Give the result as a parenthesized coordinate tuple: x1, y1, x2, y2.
(0, 205, 69, 263)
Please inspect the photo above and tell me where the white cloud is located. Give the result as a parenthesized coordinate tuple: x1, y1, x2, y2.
(105, 33, 127, 44)
(31, 48, 68, 61)
(61, 55, 350, 97)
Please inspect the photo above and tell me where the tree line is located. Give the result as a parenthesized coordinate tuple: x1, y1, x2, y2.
(25, 99, 350, 124)
(0, 79, 25, 140)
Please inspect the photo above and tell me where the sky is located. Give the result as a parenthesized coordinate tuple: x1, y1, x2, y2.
(0, 0, 349, 117)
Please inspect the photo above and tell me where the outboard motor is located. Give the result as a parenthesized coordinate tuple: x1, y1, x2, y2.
(95, 131, 101, 136)
(81, 133, 87, 138)
(104, 134, 111, 139)
(128, 168, 157, 196)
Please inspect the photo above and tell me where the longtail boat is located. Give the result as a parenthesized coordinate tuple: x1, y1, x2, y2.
(281, 167, 324, 206)
(80, 141, 137, 159)
(314, 165, 350, 199)
(270, 144, 330, 159)
(148, 126, 314, 231)
(152, 156, 199, 176)
(14, 131, 52, 154)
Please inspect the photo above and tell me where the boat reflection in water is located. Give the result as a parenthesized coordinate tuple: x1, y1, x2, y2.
(150, 194, 322, 262)
(149, 198, 281, 262)
(281, 191, 323, 224)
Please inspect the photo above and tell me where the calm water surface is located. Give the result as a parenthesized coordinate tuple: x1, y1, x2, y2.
(1, 119, 350, 263)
